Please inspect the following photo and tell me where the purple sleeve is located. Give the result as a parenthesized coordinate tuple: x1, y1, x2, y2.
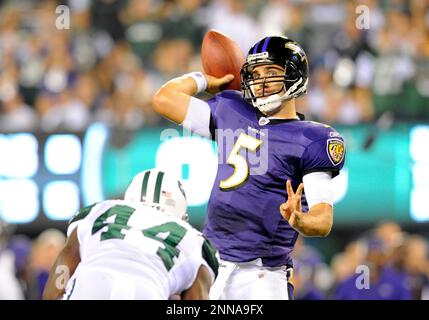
(301, 136, 346, 178)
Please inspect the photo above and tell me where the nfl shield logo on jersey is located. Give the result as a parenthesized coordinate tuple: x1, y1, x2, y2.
(327, 139, 345, 166)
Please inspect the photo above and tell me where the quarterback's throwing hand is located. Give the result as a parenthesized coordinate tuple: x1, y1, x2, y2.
(280, 180, 304, 228)
(205, 74, 234, 94)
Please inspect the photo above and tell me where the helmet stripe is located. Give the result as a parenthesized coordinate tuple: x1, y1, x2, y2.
(153, 171, 165, 204)
(260, 36, 271, 53)
(252, 40, 261, 54)
(140, 170, 151, 201)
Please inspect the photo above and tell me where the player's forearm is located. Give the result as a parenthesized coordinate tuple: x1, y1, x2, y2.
(43, 255, 68, 300)
(152, 76, 197, 124)
(43, 229, 81, 300)
(294, 204, 333, 237)
(181, 265, 212, 300)
(43, 251, 80, 300)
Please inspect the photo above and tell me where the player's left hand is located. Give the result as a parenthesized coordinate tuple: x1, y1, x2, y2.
(279, 180, 304, 229)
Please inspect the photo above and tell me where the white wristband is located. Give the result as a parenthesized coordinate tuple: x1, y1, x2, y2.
(186, 72, 208, 93)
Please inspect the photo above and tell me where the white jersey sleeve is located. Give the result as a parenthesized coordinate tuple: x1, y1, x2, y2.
(302, 171, 334, 209)
(181, 97, 212, 138)
(67, 202, 99, 238)
(170, 225, 218, 294)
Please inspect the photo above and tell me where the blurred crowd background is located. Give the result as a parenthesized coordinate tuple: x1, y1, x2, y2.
(1, 0, 428, 132)
(1, 0, 429, 300)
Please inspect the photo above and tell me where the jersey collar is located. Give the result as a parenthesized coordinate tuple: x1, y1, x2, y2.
(256, 111, 305, 126)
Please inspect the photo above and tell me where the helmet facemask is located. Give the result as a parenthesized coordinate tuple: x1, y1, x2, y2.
(241, 60, 306, 115)
(240, 37, 309, 115)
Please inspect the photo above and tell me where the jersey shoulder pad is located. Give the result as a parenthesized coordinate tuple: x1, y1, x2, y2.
(300, 121, 345, 171)
(213, 90, 253, 115)
(302, 121, 342, 141)
(217, 89, 243, 100)
(69, 202, 98, 225)
(172, 217, 195, 231)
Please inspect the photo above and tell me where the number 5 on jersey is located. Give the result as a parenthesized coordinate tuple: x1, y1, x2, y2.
(220, 133, 262, 190)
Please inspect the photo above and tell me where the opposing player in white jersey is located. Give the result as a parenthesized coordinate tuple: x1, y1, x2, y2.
(43, 169, 218, 300)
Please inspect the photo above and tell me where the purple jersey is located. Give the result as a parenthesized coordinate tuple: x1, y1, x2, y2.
(203, 91, 346, 267)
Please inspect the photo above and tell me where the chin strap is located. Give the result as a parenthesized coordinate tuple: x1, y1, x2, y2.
(252, 77, 306, 114)
(254, 94, 283, 113)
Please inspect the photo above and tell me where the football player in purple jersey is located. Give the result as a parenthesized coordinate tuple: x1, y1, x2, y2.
(152, 36, 346, 300)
